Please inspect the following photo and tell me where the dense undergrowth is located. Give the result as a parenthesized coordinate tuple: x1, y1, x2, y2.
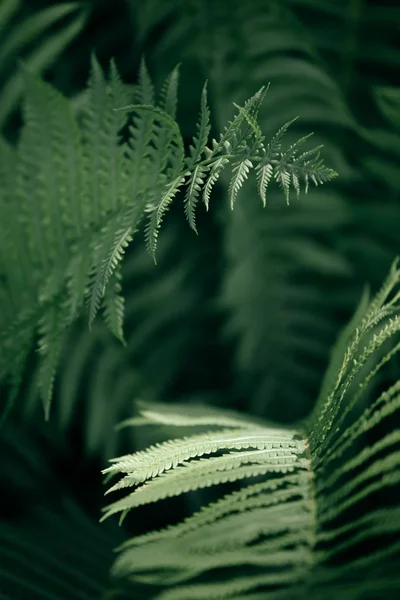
(0, 1, 399, 598)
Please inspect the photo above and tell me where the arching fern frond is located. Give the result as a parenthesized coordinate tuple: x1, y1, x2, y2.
(103, 260, 400, 599)
(0, 59, 336, 420)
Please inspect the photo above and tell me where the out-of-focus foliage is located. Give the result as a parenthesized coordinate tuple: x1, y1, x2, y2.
(0, 0, 89, 132)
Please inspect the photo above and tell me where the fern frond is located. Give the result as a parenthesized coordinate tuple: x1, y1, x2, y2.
(309, 259, 400, 456)
(104, 260, 400, 598)
(103, 410, 306, 519)
(104, 426, 298, 479)
(0, 58, 336, 420)
(116, 474, 301, 550)
(102, 455, 305, 521)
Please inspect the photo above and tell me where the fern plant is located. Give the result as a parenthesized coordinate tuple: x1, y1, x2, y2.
(1, 5, 399, 600)
(103, 260, 400, 599)
(0, 59, 336, 423)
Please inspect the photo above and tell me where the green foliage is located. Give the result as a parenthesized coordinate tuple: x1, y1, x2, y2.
(126, 0, 400, 422)
(0, 2, 399, 599)
(103, 261, 400, 598)
(0, 60, 335, 422)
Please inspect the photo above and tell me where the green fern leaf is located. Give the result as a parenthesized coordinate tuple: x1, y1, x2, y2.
(145, 174, 187, 262)
(184, 164, 209, 232)
(18, 71, 69, 266)
(119, 104, 185, 178)
(102, 267, 126, 345)
(100, 226, 134, 295)
(87, 231, 109, 330)
(217, 87, 268, 152)
(37, 302, 67, 419)
(138, 57, 155, 105)
(255, 162, 273, 207)
(159, 63, 180, 118)
(232, 98, 266, 142)
(186, 82, 211, 168)
(228, 158, 254, 209)
(267, 117, 299, 157)
(64, 242, 92, 323)
(203, 157, 230, 211)
(81, 54, 129, 224)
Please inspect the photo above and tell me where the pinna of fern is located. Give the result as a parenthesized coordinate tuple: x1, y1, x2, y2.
(0, 57, 336, 422)
(102, 259, 400, 599)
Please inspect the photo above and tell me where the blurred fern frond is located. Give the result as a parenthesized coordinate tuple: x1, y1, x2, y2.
(0, 1, 89, 131)
(103, 260, 400, 599)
